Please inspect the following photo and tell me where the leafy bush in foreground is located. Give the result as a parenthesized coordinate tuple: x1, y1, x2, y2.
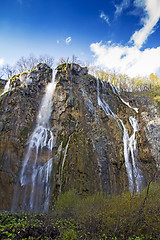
(54, 183, 160, 239)
(0, 183, 160, 239)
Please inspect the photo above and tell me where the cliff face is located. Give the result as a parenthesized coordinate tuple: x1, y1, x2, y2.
(132, 94, 160, 171)
(0, 63, 158, 211)
(51, 64, 156, 199)
(0, 79, 6, 95)
(0, 64, 52, 210)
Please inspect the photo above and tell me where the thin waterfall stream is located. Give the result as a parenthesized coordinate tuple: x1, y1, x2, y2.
(59, 136, 71, 196)
(97, 79, 144, 192)
(12, 71, 56, 212)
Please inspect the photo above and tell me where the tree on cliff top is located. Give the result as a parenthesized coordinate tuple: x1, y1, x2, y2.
(0, 54, 54, 79)
(15, 55, 54, 73)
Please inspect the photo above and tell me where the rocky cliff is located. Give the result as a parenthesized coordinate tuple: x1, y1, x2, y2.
(0, 64, 52, 210)
(129, 93, 160, 171)
(0, 63, 159, 211)
(0, 79, 6, 95)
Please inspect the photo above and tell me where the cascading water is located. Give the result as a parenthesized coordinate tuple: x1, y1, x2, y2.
(0, 78, 11, 96)
(97, 79, 144, 192)
(59, 136, 71, 196)
(12, 71, 56, 212)
(119, 117, 143, 192)
(97, 79, 116, 118)
(109, 83, 139, 113)
(128, 117, 143, 192)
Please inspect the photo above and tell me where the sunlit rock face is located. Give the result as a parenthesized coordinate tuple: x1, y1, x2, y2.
(51, 63, 156, 201)
(0, 62, 158, 211)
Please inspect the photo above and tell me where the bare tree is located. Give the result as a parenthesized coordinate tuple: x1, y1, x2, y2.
(57, 57, 68, 65)
(38, 55, 54, 68)
(15, 54, 54, 73)
(15, 56, 31, 73)
(71, 55, 81, 64)
(0, 68, 4, 79)
(1, 64, 16, 79)
(57, 55, 82, 66)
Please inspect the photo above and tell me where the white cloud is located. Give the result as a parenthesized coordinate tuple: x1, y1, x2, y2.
(114, 0, 160, 48)
(90, 42, 160, 77)
(65, 36, 72, 45)
(0, 58, 4, 67)
(130, 0, 160, 48)
(100, 11, 110, 25)
(57, 40, 60, 44)
(90, 0, 160, 77)
(114, 0, 131, 17)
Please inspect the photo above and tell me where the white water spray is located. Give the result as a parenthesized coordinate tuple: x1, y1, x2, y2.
(13, 71, 56, 212)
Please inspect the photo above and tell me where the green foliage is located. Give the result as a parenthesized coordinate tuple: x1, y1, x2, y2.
(1, 183, 160, 239)
(0, 213, 60, 239)
(53, 183, 160, 239)
(55, 190, 79, 218)
(62, 229, 78, 240)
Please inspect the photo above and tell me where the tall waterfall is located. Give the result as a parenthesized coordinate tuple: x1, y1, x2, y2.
(97, 79, 143, 192)
(12, 71, 56, 212)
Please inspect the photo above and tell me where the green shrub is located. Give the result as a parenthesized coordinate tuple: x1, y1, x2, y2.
(1, 183, 160, 239)
(54, 190, 79, 218)
(62, 229, 78, 240)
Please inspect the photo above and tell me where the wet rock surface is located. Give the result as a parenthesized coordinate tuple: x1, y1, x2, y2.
(51, 64, 157, 200)
(127, 93, 160, 171)
(0, 63, 158, 210)
(0, 64, 52, 210)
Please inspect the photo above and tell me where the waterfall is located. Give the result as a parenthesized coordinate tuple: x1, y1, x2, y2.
(59, 136, 71, 196)
(119, 118, 143, 192)
(97, 79, 117, 120)
(97, 79, 143, 192)
(12, 71, 56, 212)
(0, 78, 11, 96)
(108, 83, 139, 113)
(128, 117, 143, 192)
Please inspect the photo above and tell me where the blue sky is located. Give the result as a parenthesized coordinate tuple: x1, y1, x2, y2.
(0, 0, 160, 77)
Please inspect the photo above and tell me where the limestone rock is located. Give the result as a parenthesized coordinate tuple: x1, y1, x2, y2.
(0, 62, 158, 211)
